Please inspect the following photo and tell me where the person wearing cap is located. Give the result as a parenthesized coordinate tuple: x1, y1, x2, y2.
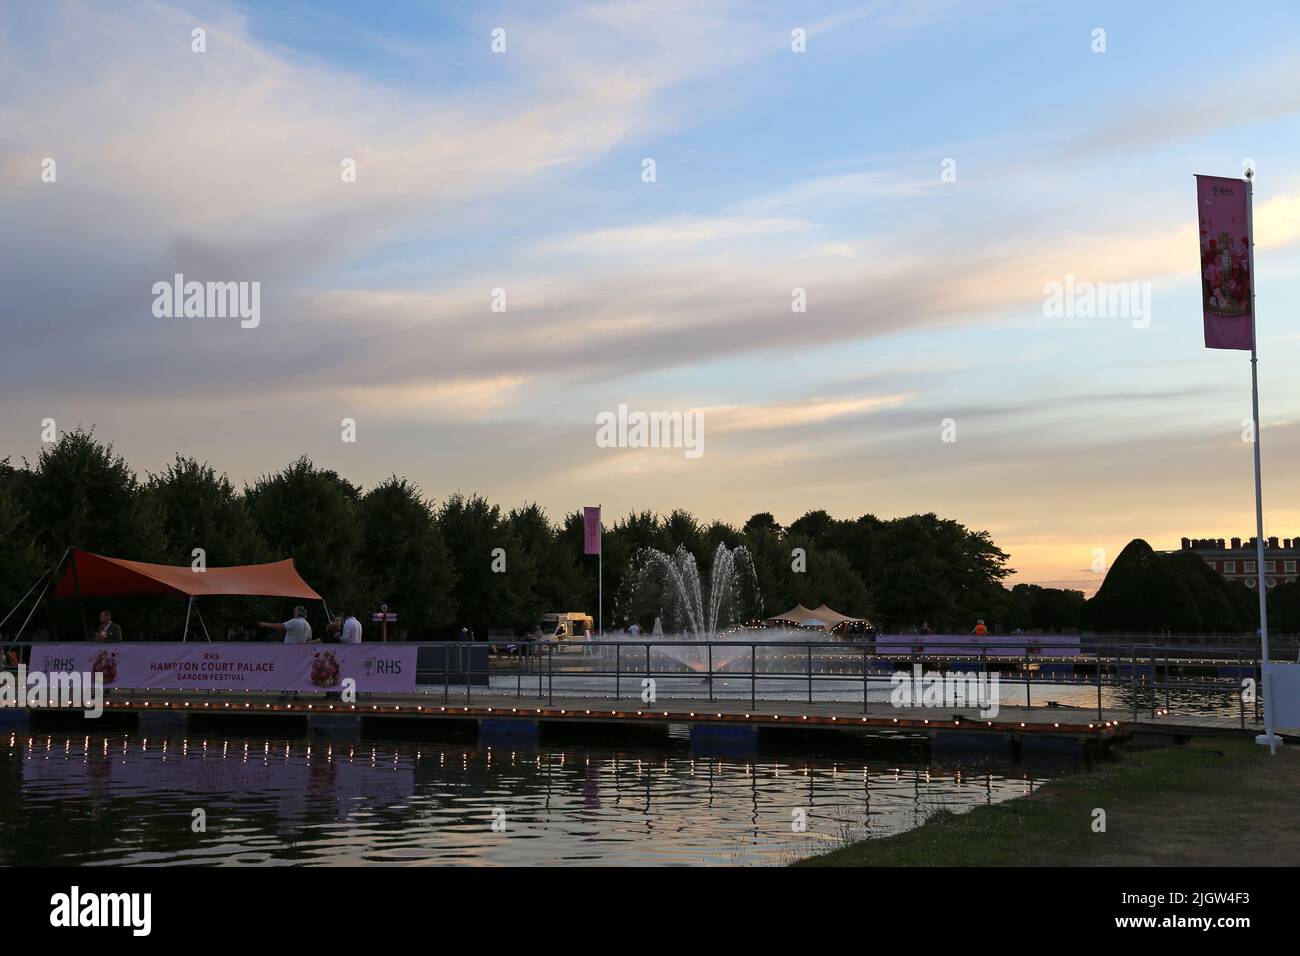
(258, 606, 313, 644)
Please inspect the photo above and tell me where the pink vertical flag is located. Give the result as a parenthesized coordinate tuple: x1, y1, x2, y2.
(583, 506, 601, 555)
(1195, 175, 1254, 350)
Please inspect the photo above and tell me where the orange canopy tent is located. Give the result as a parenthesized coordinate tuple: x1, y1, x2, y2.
(37, 547, 323, 642)
(52, 547, 321, 600)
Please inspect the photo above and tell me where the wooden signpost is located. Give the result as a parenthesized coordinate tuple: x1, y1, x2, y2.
(371, 603, 397, 642)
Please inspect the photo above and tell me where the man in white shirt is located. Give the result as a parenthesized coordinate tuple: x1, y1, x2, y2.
(340, 609, 362, 644)
(258, 606, 313, 643)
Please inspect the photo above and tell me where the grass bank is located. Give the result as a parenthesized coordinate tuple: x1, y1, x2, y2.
(797, 736, 1300, 866)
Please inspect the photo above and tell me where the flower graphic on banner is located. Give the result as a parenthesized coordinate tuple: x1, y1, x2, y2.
(91, 650, 118, 684)
(310, 650, 342, 687)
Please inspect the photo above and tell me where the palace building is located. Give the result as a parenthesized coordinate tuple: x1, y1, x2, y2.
(1177, 536, 1300, 590)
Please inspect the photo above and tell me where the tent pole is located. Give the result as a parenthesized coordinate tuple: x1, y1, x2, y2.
(70, 549, 88, 640)
(193, 601, 213, 642)
(14, 548, 69, 644)
(182, 596, 194, 643)
(0, 566, 53, 632)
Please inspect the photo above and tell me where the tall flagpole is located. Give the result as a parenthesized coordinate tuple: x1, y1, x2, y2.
(598, 502, 603, 637)
(1246, 168, 1279, 753)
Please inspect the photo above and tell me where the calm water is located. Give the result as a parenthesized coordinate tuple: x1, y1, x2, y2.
(0, 724, 1061, 866)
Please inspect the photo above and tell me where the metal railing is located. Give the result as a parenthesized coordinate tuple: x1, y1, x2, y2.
(0, 638, 1267, 729)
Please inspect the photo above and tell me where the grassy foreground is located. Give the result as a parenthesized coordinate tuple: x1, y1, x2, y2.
(797, 736, 1300, 866)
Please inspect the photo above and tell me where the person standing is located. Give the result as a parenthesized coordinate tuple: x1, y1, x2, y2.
(93, 610, 122, 642)
(972, 619, 988, 637)
(258, 606, 313, 643)
(340, 609, 362, 645)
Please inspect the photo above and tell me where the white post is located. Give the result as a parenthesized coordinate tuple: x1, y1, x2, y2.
(1247, 170, 1280, 753)
(182, 595, 194, 643)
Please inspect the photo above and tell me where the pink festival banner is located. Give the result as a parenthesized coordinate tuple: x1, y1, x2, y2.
(583, 506, 601, 555)
(1195, 174, 1254, 350)
(30, 643, 418, 694)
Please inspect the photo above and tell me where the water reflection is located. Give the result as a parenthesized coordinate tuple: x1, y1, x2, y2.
(0, 730, 1055, 866)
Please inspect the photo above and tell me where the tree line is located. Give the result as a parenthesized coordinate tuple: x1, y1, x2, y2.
(0, 430, 1047, 640)
(15, 431, 1284, 640)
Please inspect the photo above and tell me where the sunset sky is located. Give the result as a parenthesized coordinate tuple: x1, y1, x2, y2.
(5, 0, 1300, 595)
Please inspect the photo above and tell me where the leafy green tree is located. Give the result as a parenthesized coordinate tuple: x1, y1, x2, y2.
(783, 541, 871, 617)
(741, 514, 792, 617)
(357, 478, 456, 634)
(1086, 539, 1202, 633)
(1005, 583, 1086, 632)
(504, 503, 586, 627)
(1164, 550, 1253, 633)
(1267, 579, 1300, 633)
(145, 456, 266, 566)
(438, 493, 535, 636)
(141, 456, 271, 639)
(244, 457, 361, 615)
(0, 463, 43, 630)
(21, 428, 164, 565)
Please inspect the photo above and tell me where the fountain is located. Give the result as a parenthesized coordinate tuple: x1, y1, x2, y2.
(616, 543, 824, 674)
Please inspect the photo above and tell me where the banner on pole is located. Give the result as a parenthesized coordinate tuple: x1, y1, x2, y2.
(1195, 174, 1253, 350)
(583, 506, 601, 555)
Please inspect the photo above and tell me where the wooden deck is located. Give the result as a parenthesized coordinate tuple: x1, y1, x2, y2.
(11, 684, 1274, 741)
